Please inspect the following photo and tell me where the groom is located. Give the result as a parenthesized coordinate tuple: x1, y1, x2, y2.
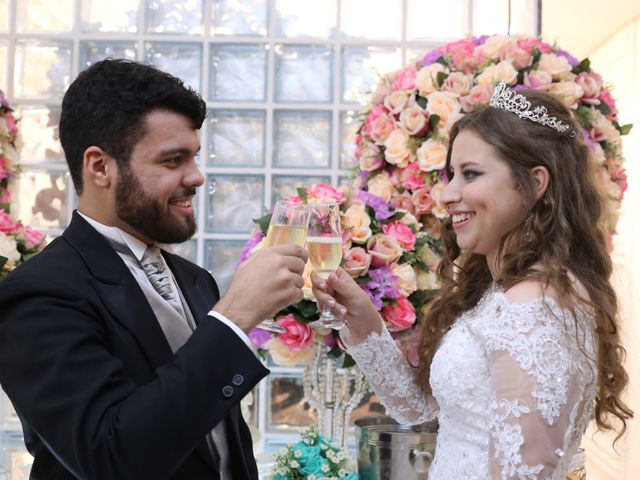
(0, 59, 307, 479)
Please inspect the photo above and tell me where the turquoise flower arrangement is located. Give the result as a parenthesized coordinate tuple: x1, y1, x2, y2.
(272, 427, 357, 480)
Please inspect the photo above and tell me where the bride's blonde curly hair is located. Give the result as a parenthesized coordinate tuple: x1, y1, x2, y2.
(417, 90, 633, 438)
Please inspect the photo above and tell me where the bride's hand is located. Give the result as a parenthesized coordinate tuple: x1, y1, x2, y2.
(311, 267, 383, 344)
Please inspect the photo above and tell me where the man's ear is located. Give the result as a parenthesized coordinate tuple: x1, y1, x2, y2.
(531, 165, 550, 201)
(83, 146, 116, 189)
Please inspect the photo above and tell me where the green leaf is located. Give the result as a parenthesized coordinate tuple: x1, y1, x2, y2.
(297, 299, 321, 318)
(354, 274, 371, 286)
(615, 122, 633, 135)
(436, 71, 448, 88)
(428, 114, 440, 131)
(253, 213, 272, 234)
(531, 48, 541, 66)
(296, 187, 309, 203)
(415, 95, 428, 109)
(0, 255, 7, 270)
(342, 354, 356, 369)
(571, 58, 591, 74)
(596, 101, 611, 116)
(409, 289, 440, 310)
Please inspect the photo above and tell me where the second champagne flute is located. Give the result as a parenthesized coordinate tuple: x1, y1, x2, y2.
(306, 203, 345, 330)
(255, 200, 310, 333)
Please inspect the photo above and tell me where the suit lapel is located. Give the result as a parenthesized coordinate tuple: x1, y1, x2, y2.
(63, 212, 173, 368)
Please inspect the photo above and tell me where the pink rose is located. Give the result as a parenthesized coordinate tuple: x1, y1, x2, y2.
(366, 234, 403, 267)
(442, 71, 473, 96)
(523, 70, 552, 90)
(382, 221, 416, 250)
(500, 46, 533, 70)
(411, 186, 434, 216)
(381, 297, 416, 332)
(599, 90, 619, 120)
(369, 112, 395, 143)
(0, 188, 10, 204)
(398, 163, 427, 191)
(517, 38, 552, 54)
(284, 195, 302, 204)
(0, 210, 17, 234)
(391, 66, 416, 91)
(391, 191, 414, 213)
(342, 247, 372, 277)
(18, 225, 45, 250)
(576, 72, 603, 99)
(459, 84, 494, 112)
(357, 144, 384, 172)
(276, 314, 314, 352)
(306, 184, 345, 204)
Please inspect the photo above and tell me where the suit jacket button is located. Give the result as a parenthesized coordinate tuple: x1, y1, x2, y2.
(232, 374, 244, 386)
(222, 386, 234, 398)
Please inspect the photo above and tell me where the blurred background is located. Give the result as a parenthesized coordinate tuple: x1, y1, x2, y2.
(0, 0, 638, 478)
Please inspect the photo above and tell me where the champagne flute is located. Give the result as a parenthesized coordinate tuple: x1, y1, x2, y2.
(306, 203, 345, 330)
(256, 200, 310, 333)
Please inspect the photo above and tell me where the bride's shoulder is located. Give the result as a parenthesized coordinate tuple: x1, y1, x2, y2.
(502, 274, 589, 308)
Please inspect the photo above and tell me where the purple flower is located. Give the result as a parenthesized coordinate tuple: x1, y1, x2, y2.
(237, 231, 264, 266)
(0, 90, 9, 110)
(581, 128, 595, 150)
(353, 190, 395, 221)
(248, 327, 272, 349)
(363, 267, 400, 310)
(421, 49, 443, 66)
(473, 35, 489, 46)
(554, 49, 579, 67)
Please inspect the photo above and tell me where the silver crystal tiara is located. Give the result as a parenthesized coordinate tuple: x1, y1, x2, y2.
(489, 81, 574, 135)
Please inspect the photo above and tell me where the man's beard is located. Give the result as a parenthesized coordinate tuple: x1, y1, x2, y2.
(115, 168, 196, 244)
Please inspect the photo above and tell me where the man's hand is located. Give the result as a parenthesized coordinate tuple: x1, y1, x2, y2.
(213, 244, 308, 333)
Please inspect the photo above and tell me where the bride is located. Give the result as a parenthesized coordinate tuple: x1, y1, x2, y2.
(312, 83, 633, 479)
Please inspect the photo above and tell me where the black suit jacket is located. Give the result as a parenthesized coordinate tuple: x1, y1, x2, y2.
(0, 212, 270, 479)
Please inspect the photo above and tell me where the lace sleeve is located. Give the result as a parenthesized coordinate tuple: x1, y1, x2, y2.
(340, 326, 438, 425)
(476, 296, 595, 480)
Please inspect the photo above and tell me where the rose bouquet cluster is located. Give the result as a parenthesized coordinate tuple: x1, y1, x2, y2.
(272, 426, 357, 480)
(240, 34, 631, 368)
(0, 89, 46, 278)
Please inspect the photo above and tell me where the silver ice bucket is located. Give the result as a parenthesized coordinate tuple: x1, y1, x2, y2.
(355, 416, 438, 480)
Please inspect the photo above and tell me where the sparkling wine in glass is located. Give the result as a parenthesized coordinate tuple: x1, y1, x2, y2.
(256, 200, 310, 333)
(306, 203, 345, 330)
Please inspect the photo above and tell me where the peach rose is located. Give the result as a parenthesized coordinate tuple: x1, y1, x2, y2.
(430, 182, 448, 219)
(460, 84, 494, 112)
(576, 72, 603, 99)
(419, 243, 442, 271)
(266, 337, 315, 367)
(416, 269, 441, 290)
(411, 186, 434, 216)
(381, 297, 416, 332)
(500, 46, 533, 70)
(479, 35, 515, 59)
(384, 129, 413, 168)
(382, 221, 416, 250)
(548, 81, 584, 109)
(301, 261, 315, 300)
(399, 105, 428, 136)
(523, 69, 553, 90)
(415, 63, 447, 97)
(367, 234, 403, 267)
(391, 263, 418, 297)
(342, 203, 372, 244)
(417, 139, 447, 172)
(367, 171, 396, 202)
(426, 91, 461, 128)
(397, 210, 422, 230)
(475, 61, 518, 86)
(384, 90, 411, 115)
(538, 53, 572, 80)
(342, 247, 372, 277)
(442, 71, 473, 96)
(306, 184, 346, 204)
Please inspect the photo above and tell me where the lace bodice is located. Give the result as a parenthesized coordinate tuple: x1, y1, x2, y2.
(343, 287, 597, 480)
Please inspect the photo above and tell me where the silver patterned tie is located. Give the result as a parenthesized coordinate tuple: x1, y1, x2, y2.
(141, 246, 181, 312)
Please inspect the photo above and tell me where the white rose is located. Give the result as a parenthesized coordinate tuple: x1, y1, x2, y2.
(415, 64, 447, 97)
(548, 81, 584, 108)
(383, 90, 411, 115)
(475, 61, 518, 86)
(417, 139, 447, 172)
(367, 171, 396, 202)
(429, 182, 448, 219)
(442, 72, 473, 96)
(0, 232, 20, 271)
(391, 263, 418, 296)
(384, 129, 413, 168)
(538, 53, 572, 80)
(342, 203, 372, 244)
(399, 105, 428, 135)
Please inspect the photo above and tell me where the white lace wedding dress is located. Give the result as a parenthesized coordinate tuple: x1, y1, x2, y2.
(343, 286, 597, 480)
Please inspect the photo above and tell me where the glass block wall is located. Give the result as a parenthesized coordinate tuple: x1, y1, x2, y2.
(0, 0, 539, 457)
